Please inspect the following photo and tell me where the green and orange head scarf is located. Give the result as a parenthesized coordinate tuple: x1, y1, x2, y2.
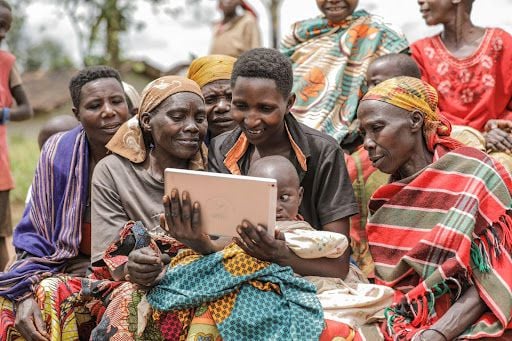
(360, 76, 462, 153)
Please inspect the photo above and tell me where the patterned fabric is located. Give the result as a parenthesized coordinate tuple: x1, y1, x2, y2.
(148, 243, 325, 340)
(106, 76, 205, 164)
(361, 76, 463, 160)
(82, 221, 184, 340)
(0, 276, 93, 340)
(0, 126, 89, 301)
(85, 222, 365, 340)
(187, 54, 236, 88)
(281, 10, 408, 143)
(411, 28, 512, 131)
(367, 146, 512, 340)
(0, 50, 16, 191)
(344, 146, 389, 278)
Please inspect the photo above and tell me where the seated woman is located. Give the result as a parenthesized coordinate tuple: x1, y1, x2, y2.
(0, 66, 130, 340)
(358, 76, 512, 340)
(411, 0, 512, 170)
(187, 54, 238, 142)
(86, 76, 208, 339)
(280, 0, 409, 145)
(346, 53, 422, 278)
(208, 47, 359, 280)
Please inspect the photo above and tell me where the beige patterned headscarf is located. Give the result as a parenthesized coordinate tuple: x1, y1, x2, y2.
(106, 76, 207, 167)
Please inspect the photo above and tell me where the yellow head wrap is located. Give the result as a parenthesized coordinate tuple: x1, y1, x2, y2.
(361, 76, 461, 152)
(107, 76, 206, 164)
(187, 55, 236, 88)
(361, 76, 440, 123)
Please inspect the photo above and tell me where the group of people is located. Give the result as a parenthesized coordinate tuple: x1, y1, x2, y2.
(0, 0, 511, 340)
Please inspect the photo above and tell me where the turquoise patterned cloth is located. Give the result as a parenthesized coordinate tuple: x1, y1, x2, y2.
(147, 244, 324, 340)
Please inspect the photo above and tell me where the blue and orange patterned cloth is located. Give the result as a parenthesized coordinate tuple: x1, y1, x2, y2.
(148, 243, 324, 340)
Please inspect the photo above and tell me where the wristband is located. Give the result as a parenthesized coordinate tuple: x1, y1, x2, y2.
(1, 107, 10, 124)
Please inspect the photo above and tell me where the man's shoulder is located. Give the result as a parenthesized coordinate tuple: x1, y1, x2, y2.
(298, 122, 341, 153)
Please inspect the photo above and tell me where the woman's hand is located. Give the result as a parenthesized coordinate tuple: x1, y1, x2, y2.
(484, 119, 512, 153)
(15, 296, 49, 341)
(125, 247, 165, 287)
(160, 189, 216, 254)
(234, 220, 289, 262)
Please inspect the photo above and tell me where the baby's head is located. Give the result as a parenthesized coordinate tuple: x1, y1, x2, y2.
(248, 155, 303, 221)
(366, 53, 421, 89)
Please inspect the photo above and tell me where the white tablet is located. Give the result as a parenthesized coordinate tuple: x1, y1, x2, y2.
(164, 168, 277, 237)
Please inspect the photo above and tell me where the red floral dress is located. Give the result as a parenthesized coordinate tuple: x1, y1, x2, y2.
(411, 28, 512, 131)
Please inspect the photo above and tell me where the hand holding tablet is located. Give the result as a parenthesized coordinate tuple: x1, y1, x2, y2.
(163, 168, 277, 239)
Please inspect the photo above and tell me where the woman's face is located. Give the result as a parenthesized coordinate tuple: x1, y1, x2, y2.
(143, 92, 207, 161)
(231, 77, 292, 147)
(316, 0, 358, 23)
(357, 100, 419, 175)
(202, 79, 236, 138)
(219, 0, 240, 16)
(73, 78, 130, 149)
(417, 0, 456, 26)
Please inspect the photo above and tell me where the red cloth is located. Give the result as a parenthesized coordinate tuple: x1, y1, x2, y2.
(0, 51, 15, 191)
(411, 28, 512, 131)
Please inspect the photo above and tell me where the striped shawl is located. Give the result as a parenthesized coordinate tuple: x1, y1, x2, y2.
(0, 126, 89, 301)
(368, 147, 512, 339)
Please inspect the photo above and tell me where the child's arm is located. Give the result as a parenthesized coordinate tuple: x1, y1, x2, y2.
(7, 84, 33, 121)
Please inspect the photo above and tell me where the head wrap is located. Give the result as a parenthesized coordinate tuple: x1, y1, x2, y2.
(240, 0, 257, 18)
(361, 76, 462, 153)
(107, 76, 205, 164)
(187, 55, 236, 88)
(122, 81, 141, 109)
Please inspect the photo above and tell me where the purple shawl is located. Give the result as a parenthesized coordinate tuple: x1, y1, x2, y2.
(0, 125, 89, 301)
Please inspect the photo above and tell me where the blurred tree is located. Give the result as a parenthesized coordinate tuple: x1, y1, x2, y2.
(58, 0, 167, 68)
(25, 39, 74, 72)
(6, 0, 74, 72)
(261, 0, 284, 48)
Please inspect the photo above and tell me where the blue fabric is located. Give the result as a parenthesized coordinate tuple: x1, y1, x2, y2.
(148, 244, 324, 341)
(0, 126, 89, 301)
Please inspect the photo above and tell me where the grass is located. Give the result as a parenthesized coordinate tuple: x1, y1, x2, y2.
(7, 133, 39, 223)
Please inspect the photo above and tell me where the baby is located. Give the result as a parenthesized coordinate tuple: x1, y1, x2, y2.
(248, 156, 393, 330)
(366, 53, 421, 89)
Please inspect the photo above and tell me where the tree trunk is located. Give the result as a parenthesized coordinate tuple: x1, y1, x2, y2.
(105, 0, 122, 69)
(268, 0, 283, 49)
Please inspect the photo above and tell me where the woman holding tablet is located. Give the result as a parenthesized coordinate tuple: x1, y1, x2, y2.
(86, 75, 209, 338)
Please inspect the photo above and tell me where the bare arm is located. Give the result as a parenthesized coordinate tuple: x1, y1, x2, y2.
(9, 85, 33, 121)
(418, 286, 487, 341)
(235, 217, 351, 279)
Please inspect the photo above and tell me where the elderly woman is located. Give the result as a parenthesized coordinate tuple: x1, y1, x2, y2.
(358, 77, 512, 340)
(281, 0, 408, 145)
(85, 76, 208, 339)
(187, 54, 238, 141)
(0, 66, 130, 340)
